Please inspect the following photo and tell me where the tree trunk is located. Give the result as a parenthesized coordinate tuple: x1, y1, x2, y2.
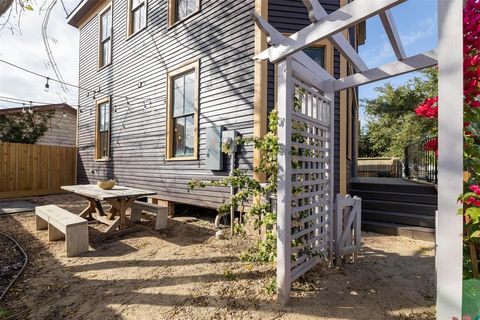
(0, 0, 14, 17)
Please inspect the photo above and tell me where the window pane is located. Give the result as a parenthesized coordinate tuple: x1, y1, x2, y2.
(186, 0, 196, 16)
(173, 117, 186, 156)
(132, 5, 145, 33)
(304, 47, 325, 68)
(176, 0, 196, 21)
(184, 72, 195, 114)
(101, 9, 111, 40)
(97, 102, 110, 159)
(184, 115, 194, 156)
(102, 40, 111, 66)
(173, 76, 184, 117)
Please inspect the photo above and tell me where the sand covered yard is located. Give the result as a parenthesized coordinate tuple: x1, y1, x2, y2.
(0, 194, 435, 320)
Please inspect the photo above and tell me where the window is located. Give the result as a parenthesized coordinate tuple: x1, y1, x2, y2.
(166, 61, 199, 159)
(99, 5, 112, 68)
(128, 0, 146, 36)
(96, 98, 111, 160)
(304, 47, 325, 68)
(168, 0, 199, 27)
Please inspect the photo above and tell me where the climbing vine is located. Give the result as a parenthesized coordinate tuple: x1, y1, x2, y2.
(189, 109, 280, 263)
(189, 86, 326, 266)
(0, 111, 54, 144)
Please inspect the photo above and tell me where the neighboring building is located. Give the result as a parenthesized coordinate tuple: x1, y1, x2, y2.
(67, 0, 362, 209)
(0, 103, 77, 147)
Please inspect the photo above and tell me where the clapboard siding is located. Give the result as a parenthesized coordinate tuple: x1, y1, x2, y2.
(268, 0, 341, 195)
(77, 0, 256, 208)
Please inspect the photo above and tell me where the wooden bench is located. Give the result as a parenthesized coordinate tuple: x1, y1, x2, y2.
(35, 205, 89, 257)
(130, 201, 167, 230)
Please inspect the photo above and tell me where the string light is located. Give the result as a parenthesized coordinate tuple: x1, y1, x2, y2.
(28, 101, 33, 114)
(0, 59, 162, 106)
(44, 77, 50, 92)
(62, 111, 67, 118)
(22, 103, 26, 114)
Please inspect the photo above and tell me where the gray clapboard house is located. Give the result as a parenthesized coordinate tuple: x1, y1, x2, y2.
(67, 0, 362, 210)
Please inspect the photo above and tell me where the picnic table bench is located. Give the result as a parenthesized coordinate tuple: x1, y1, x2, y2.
(131, 201, 168, 230)
(36, 205, 89, 257)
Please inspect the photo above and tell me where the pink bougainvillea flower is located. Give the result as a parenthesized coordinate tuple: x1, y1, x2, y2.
(469, 184, 480, 196)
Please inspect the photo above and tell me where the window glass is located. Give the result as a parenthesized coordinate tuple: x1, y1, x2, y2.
(132, 6, 145, 33)
(131, 0, 146, 35)
(101, 9, 111, 40)
(97, 102, 110, 159)
(99, 7, 112, 67)
(304, 47, 325, 68)
(184, 72, 195, 114)
(176, 0, 196, 22)
(173, 76, 185, 117)
(171, 70, 195, 157)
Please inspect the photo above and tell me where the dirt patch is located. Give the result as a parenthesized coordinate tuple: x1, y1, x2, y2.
(0, 194, 435, 320)
(0, 235, 25, 299)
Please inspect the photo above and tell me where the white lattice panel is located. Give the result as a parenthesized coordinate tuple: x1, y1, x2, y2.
(276, 57, 334, 303)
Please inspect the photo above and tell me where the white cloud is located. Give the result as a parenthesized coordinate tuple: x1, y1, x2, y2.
(0, 1, 79, 109)
(400, 16, 436, 46)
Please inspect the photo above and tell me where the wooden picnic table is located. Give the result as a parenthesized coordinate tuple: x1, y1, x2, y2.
(61, 184, 157, 233)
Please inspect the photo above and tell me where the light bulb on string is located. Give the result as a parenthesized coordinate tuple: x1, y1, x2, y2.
(62, 111, 67, 118)
(22, 103, 26, 114)
(28, 101, 33, 114)
(44, 77, 50, 92)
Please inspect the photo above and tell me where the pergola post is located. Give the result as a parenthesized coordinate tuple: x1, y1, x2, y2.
(276, 57, 294, 305)
(436, 0, 464, 319)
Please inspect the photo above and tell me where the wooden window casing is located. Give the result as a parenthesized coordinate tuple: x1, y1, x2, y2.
(166, 60, 199, 160)
(167, 0, 200, 27)
(98, 4, 112, 69)
(95, 97, 111, 161)
(127, 0, 147, 37)
(274, 37, 333, 108)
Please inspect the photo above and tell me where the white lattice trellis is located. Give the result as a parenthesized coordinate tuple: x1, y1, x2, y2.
(276, 56, 334, 304)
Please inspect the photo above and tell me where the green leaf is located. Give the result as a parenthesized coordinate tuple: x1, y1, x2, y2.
(465, 207, 480, 224)
(470, 230, 480, 239)
(24, 4, 34, 10)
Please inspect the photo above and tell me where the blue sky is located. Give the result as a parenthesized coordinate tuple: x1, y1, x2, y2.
(0, 0, 437, 111)
(358, 0, 437, 125)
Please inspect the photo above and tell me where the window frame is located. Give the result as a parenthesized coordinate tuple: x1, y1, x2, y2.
(127, 0, 147, 38)
(274, 35, 333, 107)
(95, 97, 112, 161)
(98, 4, 113, 70)
(167, 0, 201, 28)
(166, 60, 200, 161)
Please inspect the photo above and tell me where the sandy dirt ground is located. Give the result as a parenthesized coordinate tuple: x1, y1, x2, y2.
(0, 194, 435, 320)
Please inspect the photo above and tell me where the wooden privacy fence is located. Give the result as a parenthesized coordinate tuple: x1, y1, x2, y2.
(0, 142, 77, 199)
(357, 157, 402, 178)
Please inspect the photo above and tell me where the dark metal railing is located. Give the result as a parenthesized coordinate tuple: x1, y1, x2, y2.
(404, 137, 438, 184)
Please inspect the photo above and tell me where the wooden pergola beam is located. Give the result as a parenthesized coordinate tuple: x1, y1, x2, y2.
(255, 0, 407, 63)
(302, 0, 369, 72)
(379, 10, 407, 60)
(332, 49, 437, 91)
(251, 11, 334, 87)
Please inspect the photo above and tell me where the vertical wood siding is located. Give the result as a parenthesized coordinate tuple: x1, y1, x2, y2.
(0, 142, 77, 199)
(267, 0, 341, 195)
(77, 0, 256, 208)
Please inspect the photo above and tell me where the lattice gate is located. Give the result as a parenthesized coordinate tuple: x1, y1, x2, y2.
(276, 56, 334, 304)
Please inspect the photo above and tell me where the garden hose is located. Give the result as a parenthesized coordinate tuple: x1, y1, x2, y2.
(0, 233, 28, 302)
